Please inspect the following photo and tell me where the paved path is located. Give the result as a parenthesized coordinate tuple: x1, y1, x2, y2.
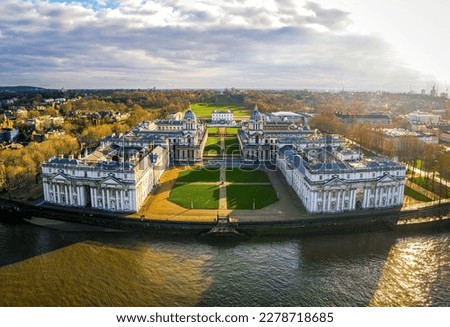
(219, 157, 227, 212)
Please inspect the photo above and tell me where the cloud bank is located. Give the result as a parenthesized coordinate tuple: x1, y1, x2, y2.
(0, 0, 427, 90)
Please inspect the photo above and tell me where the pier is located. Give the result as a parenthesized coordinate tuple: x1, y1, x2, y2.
(203, 215, 244, 238)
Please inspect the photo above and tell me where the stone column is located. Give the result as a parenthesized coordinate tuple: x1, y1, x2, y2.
(68, 185, 73, 206)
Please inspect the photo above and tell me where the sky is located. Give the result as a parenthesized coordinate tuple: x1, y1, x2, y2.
(0, 0, 448, 91)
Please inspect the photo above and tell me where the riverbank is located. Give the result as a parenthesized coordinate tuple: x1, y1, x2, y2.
(1, 197, 448, 238)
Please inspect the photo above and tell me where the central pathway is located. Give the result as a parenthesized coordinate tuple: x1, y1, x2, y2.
(219, 137, 227, 212)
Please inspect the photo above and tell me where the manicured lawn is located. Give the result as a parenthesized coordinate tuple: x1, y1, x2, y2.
(207, 127, 219, 135)
(410, 177, 428, 188)
(226, 169, 270, 183)
(204, 137, 221, 155)
(207, 136, 221, 145)
(169, 184, 219, 209)
(224, 137, 240, 155)
(410, 177, 449, 198)
(404, 186, 432, 202)
(225, 127, 239, 135)
(190, 103, 250, 118)
(176, 168, 220, 183)
(226, 184, 278, 209)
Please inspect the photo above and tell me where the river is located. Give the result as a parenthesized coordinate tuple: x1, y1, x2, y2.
(0, 221, 448, 306)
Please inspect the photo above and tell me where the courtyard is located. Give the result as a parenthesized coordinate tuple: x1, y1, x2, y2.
(135, 164, 307, 222)
(169, 166, 277, 210)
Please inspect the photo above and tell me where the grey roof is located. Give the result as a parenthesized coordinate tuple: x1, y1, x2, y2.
(47, 157, 83, 165)
(157, 120, 183, 125)
(311, 162, 348, 171)
(184, 109, 196, 120)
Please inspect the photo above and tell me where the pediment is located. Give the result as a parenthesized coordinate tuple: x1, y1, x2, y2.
(324, 177, 345, 186)
(101, 176, 124, 186)
(377, 174, 398, 183)
(51, 173, 69, 181)
(249, 131, 263, 137)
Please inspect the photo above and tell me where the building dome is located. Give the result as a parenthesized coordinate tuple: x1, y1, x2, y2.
(183, 108, 196, 121)
(250, 105, 262, 121)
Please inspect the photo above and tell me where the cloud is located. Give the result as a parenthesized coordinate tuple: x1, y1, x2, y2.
(0, 0, 427, 90)
(304, 1, 351, 30)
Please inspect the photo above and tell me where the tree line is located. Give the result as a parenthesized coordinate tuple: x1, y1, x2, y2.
(0, 135, 79, 199)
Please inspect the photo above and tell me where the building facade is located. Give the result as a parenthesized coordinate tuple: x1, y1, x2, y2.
(238, 106, 315, 162)
(42, 141, 170, 212)
(408, 110, 442, 124)
(277, 145, 406, 214)
(211, 110, 234, 124)
(335, 112, 391, 125)
(102, 107, 208, 163)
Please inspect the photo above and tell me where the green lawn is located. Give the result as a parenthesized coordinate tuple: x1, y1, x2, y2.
(224, 137, 240, 155)
(176, 168, 220, 183)
(169, 184, 220, 209)
(226, 185, 278, 209)
(410, 177, 449, 198)
(204, 137, 221, 155)
(415, 159, 423, 169)
(207, 127, 219, 135)
(206, 136, 221, 145)
(226, 169, 270, 183)
(225, 127, 239, 135)
(404, 186, 432, 202)
(410, 177, 428, 189)
(190, 103, 250, 118)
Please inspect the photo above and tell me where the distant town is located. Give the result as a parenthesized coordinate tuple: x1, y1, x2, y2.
(0, 86, 449, 222)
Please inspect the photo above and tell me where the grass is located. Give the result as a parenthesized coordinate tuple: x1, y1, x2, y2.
(224, 137, 240, 155)
(410, 177, 449, 198)
(169, 184, 219, 209)
(204, 137, 221, 155)
(225, 127, 239, 135)
(226, 168, 270, 183)
(176, 168, 220, 183)
(404, 186, 432, 202)
(190, 103, 250, 118)
(226, 184, 278, 209)
(410, 177, 428, 189)
(207, 127, 219, 135)
(206, 137, 221, 145)
(415, 159, 423, 169)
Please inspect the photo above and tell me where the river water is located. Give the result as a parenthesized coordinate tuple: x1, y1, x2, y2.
(0, 222, 449, 306)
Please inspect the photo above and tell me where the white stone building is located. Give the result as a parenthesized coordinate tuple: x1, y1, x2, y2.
(103, 107, 208, 163)
(238, 106, 316, 163)
(277, 145, 406, 214)
(408, 111, 442, 124)
(42, 141, 169, 212)
(211, 110, 234, 124)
